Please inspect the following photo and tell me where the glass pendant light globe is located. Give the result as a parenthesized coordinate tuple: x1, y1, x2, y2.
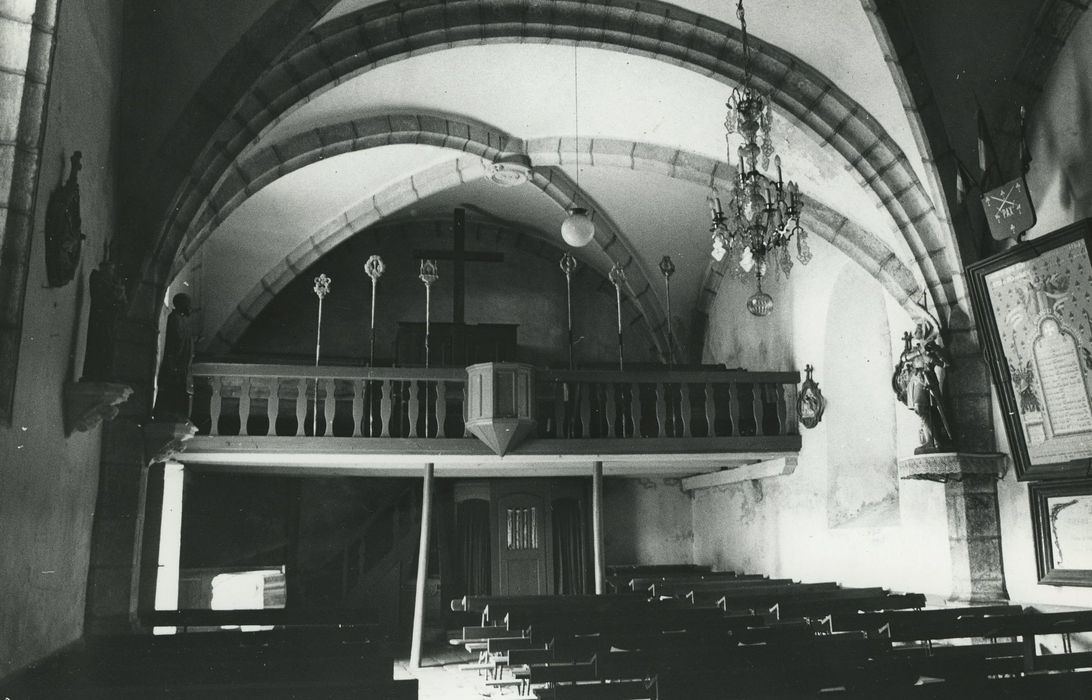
(747, 284, 774, 317)
(561, 207, 595, 247)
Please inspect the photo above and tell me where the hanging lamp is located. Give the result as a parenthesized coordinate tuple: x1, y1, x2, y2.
(561, 41, 595, 247)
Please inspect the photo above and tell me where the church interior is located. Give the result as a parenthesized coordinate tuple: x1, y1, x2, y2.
(4, 0, 1092, 697)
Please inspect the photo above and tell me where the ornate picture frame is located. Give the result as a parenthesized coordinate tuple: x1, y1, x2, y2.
(1029, 479, 1092, 587)
(966, 219, 1092, 480)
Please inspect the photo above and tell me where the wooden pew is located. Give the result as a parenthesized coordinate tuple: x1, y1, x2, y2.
(653, 578, 797, 597)
(828, 604, 1023, 638)
(5, 628, 415, 700)
(772, 591, 925, 620)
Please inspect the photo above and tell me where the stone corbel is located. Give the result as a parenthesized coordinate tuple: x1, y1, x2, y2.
(897, 452, 1008, 483)
(142, 419, 197, 465)
(63, 381, 133, 436)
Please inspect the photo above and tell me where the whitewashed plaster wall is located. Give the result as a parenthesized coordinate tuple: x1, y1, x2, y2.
(604, 478, 693, 567)
(0, 0, 123, 676)
(994, 9, 1092, 608)
(692, 238, 954, 596)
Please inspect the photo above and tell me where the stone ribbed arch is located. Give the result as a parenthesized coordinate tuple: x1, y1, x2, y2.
(176, 111, 920, 328)
(173, 114, 524, 265)
(141, 0, 964, 333)
(205, 155, 674, 357)
(203, 129, 921, 360)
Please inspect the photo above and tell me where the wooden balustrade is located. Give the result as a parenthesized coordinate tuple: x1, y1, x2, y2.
(535, 369, 800, 440)
(190, 364, 800, 443)
(190, 364, 467, 439)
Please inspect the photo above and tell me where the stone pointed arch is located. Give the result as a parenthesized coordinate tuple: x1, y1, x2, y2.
(138, 0, 964, 334)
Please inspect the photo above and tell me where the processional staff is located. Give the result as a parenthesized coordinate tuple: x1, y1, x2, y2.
(659, 255, 676, 365)
(312, 273, 332, 436)
(419, 260, 439, 368)
(560, 253, 578, 370)
(364, 255, 385, 366)
(609, 262, 627, 372)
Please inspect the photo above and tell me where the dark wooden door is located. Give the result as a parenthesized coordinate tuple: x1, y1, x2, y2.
(494, 489, 552, 596)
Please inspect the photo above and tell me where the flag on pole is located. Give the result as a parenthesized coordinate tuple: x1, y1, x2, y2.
(975, 98, 1002, 189)
(1019, 105, 1032, 175)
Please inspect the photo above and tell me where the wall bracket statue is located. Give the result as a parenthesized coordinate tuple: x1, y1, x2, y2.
(44, 151, 85, 287)
(893, 311, 954, 454)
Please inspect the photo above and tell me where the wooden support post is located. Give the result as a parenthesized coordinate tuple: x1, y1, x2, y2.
(592, 460, 606, 595)
(410, 462, 435, 669)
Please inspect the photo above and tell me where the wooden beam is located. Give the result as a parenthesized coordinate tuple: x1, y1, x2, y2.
(680, 457, 798, 491)
(592, 460, 605, 595)
(410, 462, 435, 669)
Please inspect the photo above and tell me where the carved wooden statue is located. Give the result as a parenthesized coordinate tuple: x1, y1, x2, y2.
(893, 318, 954, 454)
(45, 151, 85, 287)
(153, 293, 195, 420)
(81, 259, 127, 381)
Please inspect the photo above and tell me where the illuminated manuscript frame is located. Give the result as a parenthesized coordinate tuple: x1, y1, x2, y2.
(966, 219, 1092, 480)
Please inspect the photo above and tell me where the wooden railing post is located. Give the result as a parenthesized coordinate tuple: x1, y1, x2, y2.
(407, 379, 420, 438)
(680, 383, 692, 437)
(295, 379, 307, 437)
(728, 382, 740, 437)
(352, 379, 364, 438)
(265, 378, 279, 437)
(238, 377, 251, 435)
(380, 380, 392, 438)
(209, 377, 222, 436)
(754, 384, 766, 436)
(604, 383, 617, 438)
(435, 381, 447, 438)
(655, 383, 667, 437)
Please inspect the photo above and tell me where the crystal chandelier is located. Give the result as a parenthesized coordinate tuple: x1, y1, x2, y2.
(709, 0, 811, 315)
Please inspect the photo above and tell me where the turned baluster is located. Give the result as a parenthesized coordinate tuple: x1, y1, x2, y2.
(579, 382, 592, 438)
(630, 382, 641, 438)
(655, 383, 667, 437)
(463, 384, 471, 438)
(352, 378, 364, 438)
(782, 382, 799, 435)
(295, 379, 308, 436)
(435, 381, 447, 438)
(323, 378, 336, 437)
(237, 378, 251, 435)
(680, 383, 692, 437)
(727, 382, 740, 436)
(604, 383, 617, 438)
(704, 382, 716, 437)
(380, 379, 393, 438)
(753, 384, 766, 436)
(265, 378, 279, 436)
(407, 379, 420, 438)
(209, 377, 222, 436)
(554, 383, 565, 438)
(772, 384, 785, 435)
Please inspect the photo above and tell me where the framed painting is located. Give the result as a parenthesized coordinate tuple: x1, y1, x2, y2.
(966, 219, 1092, 480)
(1030, 479, 1092, 587)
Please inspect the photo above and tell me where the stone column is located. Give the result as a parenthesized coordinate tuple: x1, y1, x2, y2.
(899, 452, 1008, 602)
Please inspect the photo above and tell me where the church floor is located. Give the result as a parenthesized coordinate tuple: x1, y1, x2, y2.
(395, 642, 498, 700)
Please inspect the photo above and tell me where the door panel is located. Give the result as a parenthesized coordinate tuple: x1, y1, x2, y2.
(496, 491, 549, 595)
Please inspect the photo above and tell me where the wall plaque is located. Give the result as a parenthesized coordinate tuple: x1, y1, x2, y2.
(966, 219, 1092, 480)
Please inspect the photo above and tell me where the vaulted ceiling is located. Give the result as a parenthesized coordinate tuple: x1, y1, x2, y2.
(124, 0, 1076, 361)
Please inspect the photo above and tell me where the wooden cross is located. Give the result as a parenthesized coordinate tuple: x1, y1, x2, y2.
(414, 208, 504, 324)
